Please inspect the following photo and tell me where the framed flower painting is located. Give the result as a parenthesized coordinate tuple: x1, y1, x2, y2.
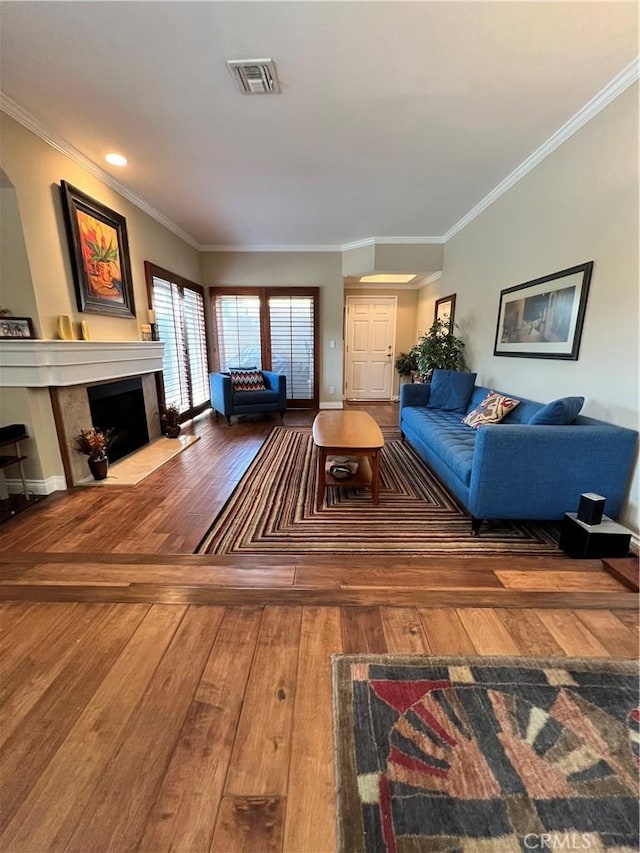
(60, 181, 136, 318)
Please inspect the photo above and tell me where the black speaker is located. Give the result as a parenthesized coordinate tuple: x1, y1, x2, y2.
(577, 492, 605, 526)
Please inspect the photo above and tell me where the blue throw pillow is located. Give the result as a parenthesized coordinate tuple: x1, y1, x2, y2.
(427, 370, 477, 413)
(528, 396, 585, 425)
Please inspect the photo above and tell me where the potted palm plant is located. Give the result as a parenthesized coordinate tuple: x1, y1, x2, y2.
(73, 427, 115, 480)
(411, 318, 466, 382)
(394, 351, 418, 381)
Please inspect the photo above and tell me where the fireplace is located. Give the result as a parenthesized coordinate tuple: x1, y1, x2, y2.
(87, 377, 150, 463)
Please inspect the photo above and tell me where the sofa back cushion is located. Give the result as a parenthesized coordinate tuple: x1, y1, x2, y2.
(427, 370, 477, 413)
(528, 396, 585, 425)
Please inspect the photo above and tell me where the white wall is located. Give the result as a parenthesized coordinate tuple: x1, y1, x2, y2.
(417, 85, 639, 530)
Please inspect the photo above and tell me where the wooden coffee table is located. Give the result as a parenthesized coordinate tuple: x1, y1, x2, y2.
(312, 411, 385, 510)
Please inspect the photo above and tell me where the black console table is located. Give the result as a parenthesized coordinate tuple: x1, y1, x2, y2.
(0, 424, 41, 522)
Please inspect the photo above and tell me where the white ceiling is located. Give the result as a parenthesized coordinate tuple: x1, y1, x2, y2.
(1, 1, 637, 248)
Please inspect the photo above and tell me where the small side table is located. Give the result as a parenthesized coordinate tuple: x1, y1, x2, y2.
(559, 512, 632, 559)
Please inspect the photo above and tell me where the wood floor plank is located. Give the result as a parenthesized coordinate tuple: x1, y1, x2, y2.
(283, 607, 342, 853)
(613, 609, 640, 635)
(417, 608, 476, 655)
(341, 606, 387, 654)
(0, 601, 77, 671)
(138, 606, 263, 853)
(0, 603, 148, 834)
(495, 609, 565, 657)
(495, 570, 625, 591)
(380, 606, 430, 653)
(64, 605, 224, 852)
(456, 608, 521, 656)
(224, 606, 302, 797)
(209, 796, 284, 853)
(0, 603, 124, 749)
(0, 604, 186, 853)
(573, 610, 639, 657)
(535, 609, 611, 657)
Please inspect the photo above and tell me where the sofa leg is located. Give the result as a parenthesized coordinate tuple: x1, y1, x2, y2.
(226, 415, 231, 426)
(280, 412, 285, 424)
(400, 431, 406, 443)
(471, 516, 482, 536)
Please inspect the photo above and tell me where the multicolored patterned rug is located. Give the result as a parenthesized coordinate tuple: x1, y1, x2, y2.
(333, 655, 639, 853)
(197, 427, 561, 555)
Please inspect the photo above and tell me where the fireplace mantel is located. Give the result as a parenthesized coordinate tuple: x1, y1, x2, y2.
(0, 340, 164, 387)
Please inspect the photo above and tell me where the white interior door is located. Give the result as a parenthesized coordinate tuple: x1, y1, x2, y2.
(345, 296, 397, 400)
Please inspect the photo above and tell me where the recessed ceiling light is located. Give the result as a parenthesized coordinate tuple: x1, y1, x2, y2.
(105, 153, 127, 167)
(360, 274, 417, 284)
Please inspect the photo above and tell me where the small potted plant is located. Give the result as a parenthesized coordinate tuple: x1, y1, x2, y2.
(73, 427, 115, 480)
(395, 351, 418, 383)
(162, 404, 181, 438)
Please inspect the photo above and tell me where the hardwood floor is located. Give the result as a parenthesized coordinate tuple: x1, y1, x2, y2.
(0, 404, 637, 851)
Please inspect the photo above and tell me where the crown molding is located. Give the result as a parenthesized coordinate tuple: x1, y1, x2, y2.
(0, 92, 199, 250)
(199, 243, 343, 253)
(442, 58, 640, 243)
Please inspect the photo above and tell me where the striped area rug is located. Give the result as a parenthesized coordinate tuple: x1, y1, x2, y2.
(196, 426, 561, 556)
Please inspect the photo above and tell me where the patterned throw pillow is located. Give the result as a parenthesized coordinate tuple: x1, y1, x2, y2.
(229, 369, 266, 392)
(462, 391, 520, 429)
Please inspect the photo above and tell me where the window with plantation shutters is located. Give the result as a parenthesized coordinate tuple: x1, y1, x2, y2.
(269, 295, 314, 401)
(214, 294, 262, 373)
(145, 263, 210, 418)
(211, 288, 318, 408)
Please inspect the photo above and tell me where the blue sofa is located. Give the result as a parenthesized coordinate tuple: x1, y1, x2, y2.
(209, 370, 287, 424)
(399, 380, 637, 531)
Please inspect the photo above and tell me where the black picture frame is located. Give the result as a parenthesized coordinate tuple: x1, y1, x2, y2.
(493, 262, 593, 360)
(60, 181, 136, 318)
(434, 293, 456, 327)
(0, 316, 36, 339)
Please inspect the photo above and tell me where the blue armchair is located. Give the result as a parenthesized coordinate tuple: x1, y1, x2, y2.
(209, 370, 287, 425)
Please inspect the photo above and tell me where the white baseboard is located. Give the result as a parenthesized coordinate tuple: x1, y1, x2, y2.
(319, 402, 344, 410)
(5, 476, 67, 495)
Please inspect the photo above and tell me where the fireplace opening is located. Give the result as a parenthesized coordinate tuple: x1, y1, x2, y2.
(87, 378, 150, 463)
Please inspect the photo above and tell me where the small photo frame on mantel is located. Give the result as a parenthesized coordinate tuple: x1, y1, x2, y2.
(434, 293, 456, 327)
(0, 316, 36, 339)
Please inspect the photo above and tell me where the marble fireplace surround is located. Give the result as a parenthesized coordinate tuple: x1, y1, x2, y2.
(0, 340, 165, 487)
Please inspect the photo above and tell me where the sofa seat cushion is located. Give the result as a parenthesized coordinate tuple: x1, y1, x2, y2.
(402, 407, 476, 485)
(232, 389, 279, 406)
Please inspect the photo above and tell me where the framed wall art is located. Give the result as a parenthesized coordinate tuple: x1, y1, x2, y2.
(60, 181, 136, 318)
(0, 316, 36, 339)
(493, 262, 593, 360)
(434, 293, 456, 327)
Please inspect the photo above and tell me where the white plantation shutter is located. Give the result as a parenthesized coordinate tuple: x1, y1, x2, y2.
(269, 295, 314, 400)
(149, 268, 209, 416)
(214, 295, 262, 372)
(183, 289, 209, 407)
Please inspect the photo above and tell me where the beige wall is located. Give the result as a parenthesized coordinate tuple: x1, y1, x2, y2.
(0, 114, 201, 341)
(417, 85, 639, 529)
(0, 114, 202, 487)
(344, 287, 418, 397)
(200, 251, 344, 405)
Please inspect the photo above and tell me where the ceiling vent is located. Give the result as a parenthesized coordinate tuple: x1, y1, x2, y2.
(227, 59, 280, 95)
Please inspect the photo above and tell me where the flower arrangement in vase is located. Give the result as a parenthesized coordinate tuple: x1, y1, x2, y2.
(73, 427, 115, 480)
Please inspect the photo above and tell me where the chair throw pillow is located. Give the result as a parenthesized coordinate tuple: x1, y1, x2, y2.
(229, 369, 267, 393)
(528, 396, 585, 425)
(462, 391, 520, 429)
(427, 369, 477, 413)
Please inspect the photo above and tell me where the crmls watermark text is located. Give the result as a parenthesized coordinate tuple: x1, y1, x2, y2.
(524, 833, 592, 850)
